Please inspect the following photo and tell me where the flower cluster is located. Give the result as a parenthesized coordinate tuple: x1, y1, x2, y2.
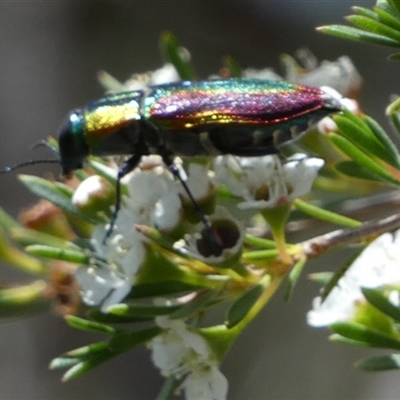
(5, 30, 398, 398)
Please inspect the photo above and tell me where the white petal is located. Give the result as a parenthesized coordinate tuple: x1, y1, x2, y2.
(152, 190, 182, 230)
(183, 366, 228, 400)
(150, 64, 180, 85)
(72, 175, 104, 206)
(119, 241, 146, 277)
(151, 333, 186, 373)
(307, 284, 360, 327)
(180, 163, 213, 200)
(75, 266, 131, 310)
(285, 155, 324, 200)
(308, 231, 400, 327)
(100, 279, 132, 312)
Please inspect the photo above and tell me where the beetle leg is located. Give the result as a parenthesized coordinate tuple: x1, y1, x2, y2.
(161, 153, 223, 253)
(103, 149, 146, 243)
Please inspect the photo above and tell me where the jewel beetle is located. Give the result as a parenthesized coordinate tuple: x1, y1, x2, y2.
(58, 78, 342, 174)
(4, 78, 342, 242)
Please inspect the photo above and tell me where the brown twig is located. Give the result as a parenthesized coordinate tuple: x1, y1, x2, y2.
(300, 213, 400, 259)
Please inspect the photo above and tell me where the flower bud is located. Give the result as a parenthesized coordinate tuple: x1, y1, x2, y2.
(19, 199, 75, 240)
(72, 175, 115, 219)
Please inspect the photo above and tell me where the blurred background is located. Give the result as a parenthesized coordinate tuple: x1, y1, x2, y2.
(2, 1, 400, 399)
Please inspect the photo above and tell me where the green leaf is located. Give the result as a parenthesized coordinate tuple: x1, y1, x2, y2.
(226, 284, 264, 328)
(293, 198, 361, 228)
(308, 272, 334, 286)
(108, 328, 161, 352)
(388, 52, 400, 60)
(330, 333, 371, 347)
(0, 280, 50, 318)
(65, 315, 115, 334)
(244, 234, 277, 249)
(86, 159, 118, 187)
(159, 31, 197, 80)
(387, 0, 400, 18)
(329, 134, 400, 186)
(170, 290, 217, 319)
(50, 356, 81, 370)
(317, 25, 400, 48)
(352, 6, 379, 20)
(241, 248, 280, 263)
(388, 102, 400, 134)
(347, 15, 400, 43)
(362, 287, 400, 323)
(88, 309, 153, 324)
(285, 256, 307, 301)
(335, 160, 393, 183)
(374, 6, 400, 31)
(25, 245, 89, 264)
(10, 227, 78, 249)
(18, 175, 98, 224)
(364, 116, 400, 168)
(334, 113, 399, 167)
(0, 228, 47, 275)
(66, 341, 109, 358)
(107, 302, 182, 318)
(128, 281, 206, 299)
(134, 246, 214, 290)
(51, 329, 161, 381)
(58, 347, 116, 381)
(356, 354, 400, 371)
(0, 207, 20, 230)
(331, 321, 400, 350)
(134, 225, 182, 254)
(321, 250, 362, 302)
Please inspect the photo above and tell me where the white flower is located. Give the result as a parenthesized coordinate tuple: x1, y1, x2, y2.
(182, 365, 228, 400)
(282, 51, 362, 97)
(243, 68, 282, 81)
(178, 162, 214, 202)
(316, 87, 361, 134)
(149, 316, 228, 400)
(74, 159, 183, 310)
(75, 222, 145, 312)
(215, 154, 324, 210)
(149, 63, 180, 86)
(123, 63, 180, 92)
(308, 231, 400, 327)
(243, 51, 361, 97)
(75, 265, 131, 312)
(72, 175, 104, 206)
(124, 157, 182, 232)
(180, 206, 245, 263)
(72, 175, 115, 219)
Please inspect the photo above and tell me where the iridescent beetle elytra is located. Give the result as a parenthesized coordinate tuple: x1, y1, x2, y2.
(3, 78, 343, 242)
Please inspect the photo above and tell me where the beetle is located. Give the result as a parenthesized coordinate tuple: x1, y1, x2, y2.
(4, 78, 343, 244)
(59, 78, 342, 174)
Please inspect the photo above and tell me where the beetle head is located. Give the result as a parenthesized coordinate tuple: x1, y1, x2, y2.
(58, 110, 89, 177)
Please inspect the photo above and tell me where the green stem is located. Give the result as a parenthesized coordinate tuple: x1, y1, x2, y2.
(232, 274, 285, 334)
(201, 273, 286, 360)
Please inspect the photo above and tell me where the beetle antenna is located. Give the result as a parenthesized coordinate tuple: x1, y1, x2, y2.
(31, 139, 59, 156)
(0, 159, 60, 174)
